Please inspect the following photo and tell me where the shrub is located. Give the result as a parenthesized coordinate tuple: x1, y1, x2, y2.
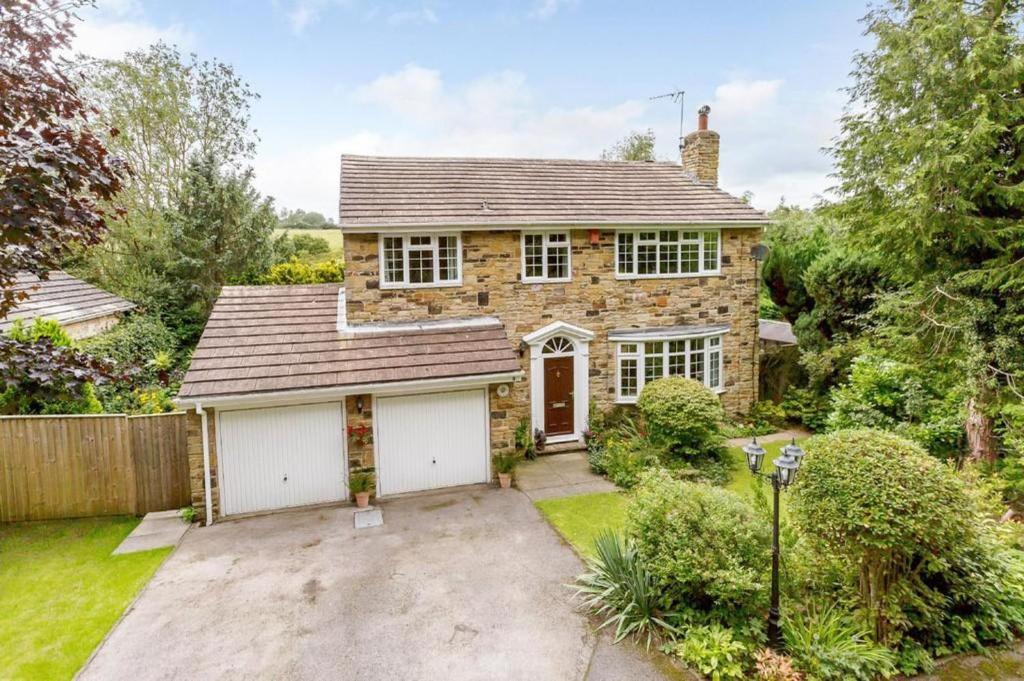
(289, 233, 331, 255)
(749, 400, 787, 430)
(625, 470, 770, 619)
(782, 604, 896, 681)
(601, 437, 663, 489)
(2, 319, 103, 414)
(81, 315, 179, 380)
(754, 649, 803, 681)
(781, 387, 830, 432)
(791, 429, 1024, 652)
(573, 531, 678, 649)
(637, 376, 725, 459)
(671, 624, 751, 681)
(262, 257, 344, 285)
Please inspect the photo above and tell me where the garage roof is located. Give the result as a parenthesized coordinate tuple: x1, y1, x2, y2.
(339, 155, 770, 229)
(177, 283, 521, 400)
(0, 270, 135, 333)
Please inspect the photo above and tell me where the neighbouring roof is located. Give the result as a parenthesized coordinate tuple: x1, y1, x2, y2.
(759, 319, 798, 345)
(0, 271, 135, 333)
(339, 155, 770, 229)
(177, 284, 521, 400)
(608, 324, 730, 341)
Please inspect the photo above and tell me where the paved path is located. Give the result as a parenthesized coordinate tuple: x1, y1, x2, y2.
(516, 451, 618, 501)
(112, 510, 190, 555)
(726, 427, 811, 448)
(82, 486, 680, 681)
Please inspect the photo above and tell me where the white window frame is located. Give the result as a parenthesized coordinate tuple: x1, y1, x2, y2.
(521, 231, 572, 283)
(614, 228, 721, 279)
(378, 233, 463, 289)
(615, 333, 725, 403)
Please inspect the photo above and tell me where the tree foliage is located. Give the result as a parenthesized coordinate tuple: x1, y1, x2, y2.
(637, 376, 725, 458)
(277, 209, 331, 229)
(830, 0, 1024, 432)
(601, 129, 656, 162)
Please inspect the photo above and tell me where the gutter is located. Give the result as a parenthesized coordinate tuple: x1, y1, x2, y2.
(194, 402, 213, 526)
(338, 220, 772, 233)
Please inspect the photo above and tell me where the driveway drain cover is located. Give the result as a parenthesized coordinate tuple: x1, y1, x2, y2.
(354, 508, 383, 529)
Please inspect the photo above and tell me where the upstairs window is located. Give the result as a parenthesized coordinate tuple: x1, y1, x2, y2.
(616, 334, 724, 402)
(616, 229, 721, 277)
(522, 231, 571, 282)
(380, 234, 461, 288)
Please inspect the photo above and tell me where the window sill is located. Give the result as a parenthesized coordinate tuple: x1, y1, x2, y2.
(521, 277, 573, 285)
(615, 387, 725, 404)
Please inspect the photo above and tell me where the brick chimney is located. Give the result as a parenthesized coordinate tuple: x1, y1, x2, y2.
(682, 105, 720, 186)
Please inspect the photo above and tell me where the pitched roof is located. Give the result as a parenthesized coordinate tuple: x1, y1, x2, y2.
(339, 155, 769, 229)
(177, 284, 521, 400)
(0, 271, 135, 333)
(759, 319, 798, 345)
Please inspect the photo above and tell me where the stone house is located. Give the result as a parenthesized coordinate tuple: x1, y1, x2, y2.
(0, 270, 135, 340)
(176, 107, 768, 524)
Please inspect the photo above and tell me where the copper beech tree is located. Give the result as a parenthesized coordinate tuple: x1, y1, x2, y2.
(0, 0, 126, 406)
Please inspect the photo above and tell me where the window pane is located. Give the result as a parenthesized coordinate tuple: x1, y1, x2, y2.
(703, 231, 719, 271)
(708, 336, 721, 348)
(547, 232, 567, 243)
(709, 350, 721, 389)
(638, 244, 657, 275)
(644, 342, 664, 383)
(668, 342, 685, 375)
(660, 241, 679, 274)
(690, 338, 705, 352)
(689, 345, 705, 382)
(681, 241, 699, 273)
(547, 243, 569, 279)
(620, 358, 638, 398)
(620, 343, 638, 355)
(524, 234, 544, 278)
(383, 237, 404, 284)
(438, 236, 459, 281)
(410, 235, 431, 247)
(617, 233, 634, 274)
(408, 247, 434, 284)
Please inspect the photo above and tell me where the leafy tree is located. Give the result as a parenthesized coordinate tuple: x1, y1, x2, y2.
(830, 0, 1024, 459)
(0, 0, 124, 405)
(278, 209, 332, 229)
(262, 258, 344, 285)
(601, 129, 656, 161)
(761, 206, 831, 328)
(162, 154, 278, 342)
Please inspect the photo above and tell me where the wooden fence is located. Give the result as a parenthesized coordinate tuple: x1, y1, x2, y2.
(0, 412, 190, 522)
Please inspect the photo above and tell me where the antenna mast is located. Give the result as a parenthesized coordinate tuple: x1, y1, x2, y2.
(650, 89, 685, 154)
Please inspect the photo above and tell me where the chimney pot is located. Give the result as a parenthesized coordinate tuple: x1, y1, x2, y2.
(697, 105, 710, 131)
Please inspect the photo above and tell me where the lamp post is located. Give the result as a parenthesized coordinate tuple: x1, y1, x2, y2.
(743, 436, 805, 649)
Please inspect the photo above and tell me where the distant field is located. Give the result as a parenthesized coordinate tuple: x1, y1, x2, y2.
(274, 228, 344, 251)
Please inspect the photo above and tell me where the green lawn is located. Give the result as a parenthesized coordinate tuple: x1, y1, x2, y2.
(274, 227, 344, 250)
(535, 438, 806, 555)
(535, 492, 628, 558)
(0, 517, 172, 680)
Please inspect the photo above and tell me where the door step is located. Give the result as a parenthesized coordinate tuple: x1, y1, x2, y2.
(537, 440, 587, 456)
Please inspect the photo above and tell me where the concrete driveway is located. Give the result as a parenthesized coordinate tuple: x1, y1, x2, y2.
(81, 487, 685, 681)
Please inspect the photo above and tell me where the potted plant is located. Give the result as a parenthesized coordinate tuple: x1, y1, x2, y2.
(534, 428, 546, 454)
(494, 454, 519, 489)
(514, 418, 536, 460)
(349, 470, 375, 508)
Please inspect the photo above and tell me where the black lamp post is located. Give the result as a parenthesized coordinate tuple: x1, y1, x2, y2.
(743, 436, 805, 649)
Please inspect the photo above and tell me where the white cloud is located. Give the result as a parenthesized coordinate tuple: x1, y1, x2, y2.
(387, 6, 439, 25)
(254, 67, 840, 217)
(72, 1, 195, 59)
(529, 0, 579, 20)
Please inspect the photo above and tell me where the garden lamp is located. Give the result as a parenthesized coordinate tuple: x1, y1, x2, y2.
(772, 449, 801, 488)
(782, 438, 805, 468)
(743, 437, 766, 474)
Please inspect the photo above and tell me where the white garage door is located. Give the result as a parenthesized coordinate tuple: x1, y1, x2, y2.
(376, 389, 489, 496)
(218, 403, 346, 516)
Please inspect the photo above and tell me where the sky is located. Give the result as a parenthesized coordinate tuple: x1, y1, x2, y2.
(72, 0, 873, 220)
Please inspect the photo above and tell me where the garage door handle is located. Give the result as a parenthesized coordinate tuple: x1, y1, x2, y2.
(283, 474, 288, 482)
(432, 458, 436, 464)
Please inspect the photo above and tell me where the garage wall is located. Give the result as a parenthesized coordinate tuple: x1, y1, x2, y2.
(186, 409, 219, 523)
(345, 394, 375, 470)
(489, 383, 519, 462)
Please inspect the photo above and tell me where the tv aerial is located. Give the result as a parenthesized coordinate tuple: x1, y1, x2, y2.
(650, 89, 685, 152)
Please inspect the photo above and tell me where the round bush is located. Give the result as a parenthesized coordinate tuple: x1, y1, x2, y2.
(790, 428, 1005, 646)
(625, 469, 770, 617)
(636, 376, 725, 458)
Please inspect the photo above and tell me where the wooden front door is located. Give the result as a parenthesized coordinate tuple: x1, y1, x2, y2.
(544, 356, 574, 436)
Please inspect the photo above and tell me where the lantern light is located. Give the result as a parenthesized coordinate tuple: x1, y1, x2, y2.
(743, 437, 766, 474)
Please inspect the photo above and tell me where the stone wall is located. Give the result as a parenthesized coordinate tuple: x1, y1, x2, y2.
(186, 408, 219, 523)
(682, 129, 721, 186)
(345, 394, 375, 470)
(344, 228, 761, 417)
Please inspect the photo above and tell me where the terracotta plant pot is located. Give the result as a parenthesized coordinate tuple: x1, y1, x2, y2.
(355, 491, 371, 508)
(498, 473, 512, 489)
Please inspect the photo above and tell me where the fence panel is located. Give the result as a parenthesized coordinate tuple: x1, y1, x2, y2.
(130, 413, 190, 514)
(0, 412, 188, 522)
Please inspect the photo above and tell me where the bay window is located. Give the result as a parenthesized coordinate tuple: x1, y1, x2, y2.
(380, 234, 461, 288)
(616, 334, 724, 401)
(522, 231, 571, 282)
(616, 229, 721, 277)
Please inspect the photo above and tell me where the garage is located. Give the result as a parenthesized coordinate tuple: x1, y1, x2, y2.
(217, 403, 347, 516)
(375, 389, 489, 496)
